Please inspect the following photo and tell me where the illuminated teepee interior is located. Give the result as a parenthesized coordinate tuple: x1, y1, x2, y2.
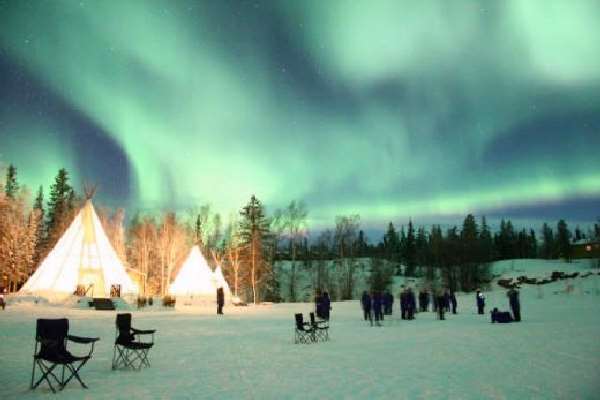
(19, 194, 138, 301)
(169, 245, 217, 297)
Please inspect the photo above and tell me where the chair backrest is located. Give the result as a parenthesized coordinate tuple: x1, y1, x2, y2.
(116, 313, 133, 343)
(36, 319, 69, 356)
(295, 313, 305, 330)
(309, 312, 316, 325)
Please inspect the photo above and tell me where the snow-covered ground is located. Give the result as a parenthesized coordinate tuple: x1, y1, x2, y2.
(1, 260, 600, 399)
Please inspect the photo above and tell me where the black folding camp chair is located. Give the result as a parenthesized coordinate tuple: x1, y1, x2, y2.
(112, 313, 156, 370)
(294, 313, 315, 344)
(31, 318, 99, 393)
(310, 312, 329, 342)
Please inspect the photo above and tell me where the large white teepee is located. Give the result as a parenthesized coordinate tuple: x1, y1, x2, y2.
(20, 200, 138, 300)
(169, 246, 215, 296)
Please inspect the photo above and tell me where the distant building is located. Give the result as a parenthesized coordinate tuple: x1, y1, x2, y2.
(571, 238, 600, 259)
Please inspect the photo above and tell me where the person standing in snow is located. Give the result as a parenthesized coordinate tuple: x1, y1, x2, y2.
(443, 290, 451, 312)
(372, 291, 384, 325)
(407, 288, 416, 320)
(476, 289, 485, 315)
(418, 289, 427, 312)
(0, 291, 5, 311)
(507, 288, 521, 322)
(320, 291, 331, 320)
(216, 287, 225, 315)
(436, 289, 446, 320)
(361, 291, 373, 325)
(385, 290, 394, 315)
(399, 287, 407, 320)
(449, 291, 457, 314)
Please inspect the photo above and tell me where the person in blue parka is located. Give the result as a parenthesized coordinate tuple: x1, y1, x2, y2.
(406, 288, 416, 320)
(319, 291, 331, 320)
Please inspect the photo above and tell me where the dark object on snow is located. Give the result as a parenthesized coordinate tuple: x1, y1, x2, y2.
(491, 308, 513, 323)
(0, 296, 5, 310)
(449, 291, 457, 314)
(112, 313, 156, 370)
(476, 290, 485, 315)
(507, 288, 521, 322)
(418, 290, 429, 312)
(310, 312, 329, 342)
(383, 291, 394, 315)
(162, 295, 176, 307)
(316, 292, 331, 320)
(31, 318, 99, 393)
(436, 291, 446, 320)
(406, 288, 416, 320)
(92, 297, 115, 310)
(294, 313, 315, 344)
(361, 291, 373, 325)
(372, 292, 384, 324)
(216, 287, 225, 315)
(399, 289, 407, 319)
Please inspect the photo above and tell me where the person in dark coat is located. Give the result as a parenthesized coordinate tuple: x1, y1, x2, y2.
(418, 289, 427, 312)
(476, 289, 485, 315)
(320, 291, 331, 320)
(216, 287, 225, 315)
(361, 291, 373, 325)
(384, 291, 394, 315)
(398, 288, 406, 319)
(406, 288, 416, 320)
(507, 288, 521, 322)
(436, 289, 445, 320)
(374, 291, 385, 325)
(443, 290, 451, 312)
(449, 291, 457, 314)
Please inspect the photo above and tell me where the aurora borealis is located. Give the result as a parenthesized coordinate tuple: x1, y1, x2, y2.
(0, 0, 599, 228)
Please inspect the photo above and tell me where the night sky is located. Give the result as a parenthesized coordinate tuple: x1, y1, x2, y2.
(0, 0, 599, 229)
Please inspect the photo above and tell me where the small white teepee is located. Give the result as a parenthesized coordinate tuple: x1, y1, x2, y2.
(19, 200, 138, 300)
(169, 246, 215, 297)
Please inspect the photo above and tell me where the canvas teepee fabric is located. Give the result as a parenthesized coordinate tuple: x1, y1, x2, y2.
(169, 246, 216, 296)
(19, 200, 138, 300)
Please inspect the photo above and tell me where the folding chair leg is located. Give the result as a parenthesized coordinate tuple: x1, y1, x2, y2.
(61, 361, 89, 389)
(32, 361, 58, 393)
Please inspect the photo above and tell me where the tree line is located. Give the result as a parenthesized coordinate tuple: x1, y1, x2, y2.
(1, 163, 598, 300)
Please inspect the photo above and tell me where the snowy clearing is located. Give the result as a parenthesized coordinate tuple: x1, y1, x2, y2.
(1, 260, 600, 399)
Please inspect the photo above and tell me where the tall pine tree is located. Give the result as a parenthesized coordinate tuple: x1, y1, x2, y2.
(238, 195, 274, 303)
(4, 164, 19, 199)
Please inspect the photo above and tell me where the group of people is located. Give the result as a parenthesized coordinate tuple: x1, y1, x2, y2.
(360, 290, 394, 325)
(359, 285, 522, 325)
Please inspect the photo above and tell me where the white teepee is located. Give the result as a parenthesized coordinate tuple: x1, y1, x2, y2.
(169, 246, 215, 296)
(19, 200, 138, 300)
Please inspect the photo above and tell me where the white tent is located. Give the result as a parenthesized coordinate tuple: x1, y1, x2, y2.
(19, 200, 138, 300)
(169, 246, 216, 297)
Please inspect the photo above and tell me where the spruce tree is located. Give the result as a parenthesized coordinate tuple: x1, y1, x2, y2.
(238, 195, 273, 304)
(383, 222, 399, 262)
(46, 168, 73, 247)
(404, 220, 416, 276)
(4, 164, 19, 198)
(479, 216, 494, 262)
(541, 223, 555, 259)
(32, 186, 45, 264)
(556, 219, 572, 262)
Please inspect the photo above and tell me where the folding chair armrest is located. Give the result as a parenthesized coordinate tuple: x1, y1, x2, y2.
(67, 335, 100, 344)
(132, 328, 156, 335)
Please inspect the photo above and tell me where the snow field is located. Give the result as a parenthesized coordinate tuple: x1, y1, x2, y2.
(1, 260, 599, 399)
